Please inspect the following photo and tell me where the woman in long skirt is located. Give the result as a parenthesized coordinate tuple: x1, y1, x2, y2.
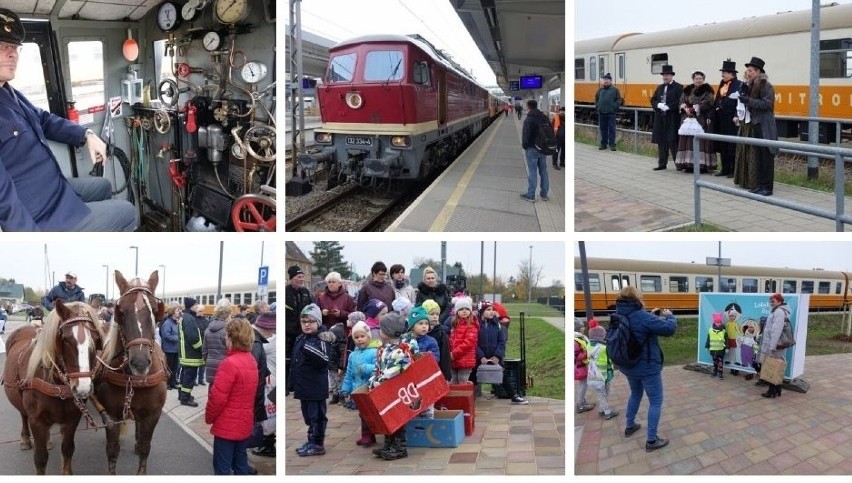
(733, 122, 758, 189)
(674, 71, 717, 173)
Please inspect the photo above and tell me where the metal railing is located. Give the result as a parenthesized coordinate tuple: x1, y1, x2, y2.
(690, 132, 852, 231)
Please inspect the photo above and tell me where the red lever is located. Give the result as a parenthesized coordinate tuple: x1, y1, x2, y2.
(186, 105, 197, 133)
(168, 160, 186, 188)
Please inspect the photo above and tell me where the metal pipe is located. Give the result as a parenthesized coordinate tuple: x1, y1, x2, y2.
(693, 135, 701, 226)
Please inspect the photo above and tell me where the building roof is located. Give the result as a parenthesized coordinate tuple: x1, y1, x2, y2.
(0, 282, 25, 299)
(286, 241, 311, 264)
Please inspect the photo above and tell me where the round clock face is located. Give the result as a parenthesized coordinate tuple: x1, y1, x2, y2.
(241, 61, 267, 84)
(203, 31, 221, 51)
(157, 2, 180, 31)
(215, 0, 249, 24)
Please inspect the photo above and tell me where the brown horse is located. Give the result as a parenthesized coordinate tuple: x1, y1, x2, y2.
(2, 300, 104, 475)
(94, 270, 166, 475)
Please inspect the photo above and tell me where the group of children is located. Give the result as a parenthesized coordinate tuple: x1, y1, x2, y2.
(573, 318, 618, 419)
(706, 307, 762, 380)
(289, 294, 525, 461)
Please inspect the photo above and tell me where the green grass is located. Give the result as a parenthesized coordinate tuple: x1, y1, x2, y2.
(659, 313, 852, 366)
(497, 303, 565, 400)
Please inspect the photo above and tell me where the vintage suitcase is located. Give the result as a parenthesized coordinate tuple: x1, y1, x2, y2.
(351, 354, 450, 435)
(436, 383, 476, 436)
(405, 410, 465, 448)
(476, 363, 504, 384)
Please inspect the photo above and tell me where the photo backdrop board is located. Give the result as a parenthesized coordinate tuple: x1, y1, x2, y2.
(697, 293, 808, 379)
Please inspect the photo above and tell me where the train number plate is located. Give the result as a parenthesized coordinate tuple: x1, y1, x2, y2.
(346, 136, 372, 146)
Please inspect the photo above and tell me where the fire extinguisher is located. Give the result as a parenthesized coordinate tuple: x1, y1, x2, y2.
(67, 101, 79, 124)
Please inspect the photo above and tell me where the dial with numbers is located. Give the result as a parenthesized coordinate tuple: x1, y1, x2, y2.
(240, 61, 268, 84)
(157, 2, 181, 32)
(214, 0, 250, 25)
(203, 31, 222, 51)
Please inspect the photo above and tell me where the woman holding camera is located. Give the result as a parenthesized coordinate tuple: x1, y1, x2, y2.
(736, 57, 778, 196)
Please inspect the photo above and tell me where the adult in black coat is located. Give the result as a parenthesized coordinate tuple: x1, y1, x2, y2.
(711, 60, 744, 177)
(415, 266, 451, 323)
(650, 65, 684, 170)
(285, 265, 313, 391)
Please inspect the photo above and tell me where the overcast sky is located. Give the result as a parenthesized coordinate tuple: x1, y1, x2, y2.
(294, 0, 498, 86)
(574, 0, 852, 40)
(0, 238, 276, 297)
(293, 241, 565, 286)
(575, 242, 852, 273)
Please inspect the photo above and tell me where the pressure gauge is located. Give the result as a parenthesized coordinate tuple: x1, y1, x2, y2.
(156, 2, 181, 32)
(214, 0, 250, 25)
(240, 60, 268, 84)
(181, 3, 199, 22)
(203, 30, 222, 51)
(231, 142, 245, 160)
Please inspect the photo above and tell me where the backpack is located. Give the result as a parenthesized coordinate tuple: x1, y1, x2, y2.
(574, 337, 589, 380)
(606, 312, 648, 368)
(533, 116, 558, 155)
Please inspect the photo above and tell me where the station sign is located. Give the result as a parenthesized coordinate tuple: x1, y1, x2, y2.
(508, 80, 519, 91)
(257, 266, 269, 297)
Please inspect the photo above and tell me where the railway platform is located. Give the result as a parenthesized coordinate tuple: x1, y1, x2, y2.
(574, 142, 852, 231)
(387, 114, 565, 232)
(575, 352, 852, 475)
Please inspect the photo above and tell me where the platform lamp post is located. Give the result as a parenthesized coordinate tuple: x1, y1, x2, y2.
(158, 264, 166, 299)
(102, 265, 108, 300)
(129, 246, 138, 277)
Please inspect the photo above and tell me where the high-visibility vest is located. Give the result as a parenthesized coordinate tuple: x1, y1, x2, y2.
(708, 327, 726, 351)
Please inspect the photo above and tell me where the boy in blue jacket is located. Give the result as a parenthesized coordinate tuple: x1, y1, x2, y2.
(288, 304, 330, 457)
(340, 321, 381, 446)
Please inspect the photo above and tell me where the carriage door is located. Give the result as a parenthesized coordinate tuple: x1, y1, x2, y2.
(615, 52, 625, 85)
(762, 279, 779, 293)
(437, 68, 447, 125)
(598, 54, 608, 83)
(604, 272, 631, 291)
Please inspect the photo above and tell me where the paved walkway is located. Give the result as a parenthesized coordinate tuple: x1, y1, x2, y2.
(285, 393, 565, 475)
(574, 352, 852, 475)
(574, 142, 852, 231)
(542, 317, 565, 332)
(389, 114, 565, 232)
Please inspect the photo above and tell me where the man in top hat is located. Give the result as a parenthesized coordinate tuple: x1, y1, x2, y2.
(0, 9, 137, 231)
(711, 59, 744, 177)
(739, 56, 778, 196)
(285, 265, 313, 391)
(41, 270, 86, 310)
(595, 73, 622, 151)
(650, 65, 683, 170)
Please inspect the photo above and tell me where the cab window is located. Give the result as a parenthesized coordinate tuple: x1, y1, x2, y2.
(364, 50, 403, 81)
(16, 42, 49, 111)
(67, 40, 105, 119)
(327, 53, 356, 83)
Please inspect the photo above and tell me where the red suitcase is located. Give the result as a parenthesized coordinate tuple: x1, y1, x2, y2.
(436, 383, 476, 436)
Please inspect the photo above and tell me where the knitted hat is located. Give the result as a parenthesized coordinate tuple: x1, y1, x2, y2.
(712, 313, 723, 325)
(255, 312, 276, 330)
(379, 312, 406, 338)
(421, 299, 440, 314)
(363, 299, 387, 319)
(574, 317, 584, 331)
(351, 320, 371, 339)
(392, 297, 412, 314)
(454, 297, 473, 313)
(347, 311, 366, 327)
(589, 326, 606, 342)
(288, 265, 304, 279)
(407, 306, 429, 329)
(300, 303, 322, 324)
(603, 72, 612, 80)
(184, 297, 198, 311)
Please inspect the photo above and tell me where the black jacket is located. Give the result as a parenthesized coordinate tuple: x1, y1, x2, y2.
(288, 330, 330, 401)
(429, 323, 452, 381)
(521, 109, 551, 150)
(416, 282, 451, 323)
(285, 284, 313, 357)
(251, 328, 270, 422)
(179, 309, 203, 366)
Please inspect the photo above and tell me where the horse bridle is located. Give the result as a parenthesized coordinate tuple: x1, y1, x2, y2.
(53, 315, 101, 380)
(116, 285, 160, 356)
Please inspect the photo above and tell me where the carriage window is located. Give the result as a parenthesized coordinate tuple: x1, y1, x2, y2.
(617, 54, 625, 79)
(15, 43, 49, 111)
(742, 278, 759, 293)
(327, 53, 356, 83)
(640, 275, 662, 293)
(669, 276, 689, 293)
(836, 282, 843, 295)
(589, 57, 597, 81)
(413, 61, 430, 85)
(575, 273, 601, 292)
(243, 292, 254, 305)
(364, 50, 403, 82)
(268, 291, 276, 304)
(233, 293, 242, 305)
(818, 281, 831, 294)
(67, 41, 105, 118)
(695, 277, 714, 292)
(801, 281, 815, 293)
(609, 275, 629, 291)
(574, 58, 585, 80)
(820, 38, 852, 78)
(651, 53, 668, 74)
(720, 278, 737, 293)
(782, 280, 797, 293)
(765, 280, 777, 293)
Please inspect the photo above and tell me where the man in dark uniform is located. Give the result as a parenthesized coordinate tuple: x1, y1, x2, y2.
(41, 271, 86, 310)
(650, 65, 683, 171)
(0, 9, 137, 231)
(178, 297, 204, 407)
(285, 265, 313, 392)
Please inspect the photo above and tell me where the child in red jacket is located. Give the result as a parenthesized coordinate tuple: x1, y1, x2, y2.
(205, 317, 259, 475)
(449, 297, 479, 384)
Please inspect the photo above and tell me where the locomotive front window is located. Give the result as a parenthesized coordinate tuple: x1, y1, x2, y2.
(328, 53, 356, 83)
(364, 50, 404, 82)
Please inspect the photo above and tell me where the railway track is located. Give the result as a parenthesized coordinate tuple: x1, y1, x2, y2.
(286, 185, 407, 232)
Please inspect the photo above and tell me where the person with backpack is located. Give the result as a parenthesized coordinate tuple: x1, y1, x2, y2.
(611, 286, 676, 452)
(574, 318, 595, 413)
(520, 99, 552, 203)
(759, 293, 790, 399)
(587, 325, 618, 420)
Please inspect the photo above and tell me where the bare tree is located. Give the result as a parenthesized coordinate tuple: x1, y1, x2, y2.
(516, 259, 545, 300)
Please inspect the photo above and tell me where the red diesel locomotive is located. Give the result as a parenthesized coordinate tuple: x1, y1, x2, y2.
(298, 34, 501, 185)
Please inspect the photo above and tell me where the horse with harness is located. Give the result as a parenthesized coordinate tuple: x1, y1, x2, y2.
(2, 300, 105, 475)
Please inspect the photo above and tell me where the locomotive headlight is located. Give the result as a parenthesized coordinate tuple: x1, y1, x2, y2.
(390, 136, 410, 148)
(315, 132, 332, 144)
(345, 92, 363, 109)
